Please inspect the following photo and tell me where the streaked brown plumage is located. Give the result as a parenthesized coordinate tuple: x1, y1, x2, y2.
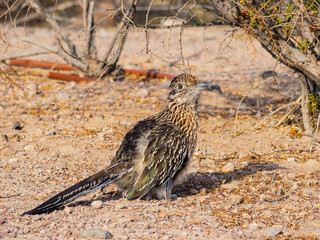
(24, 73, 209, 215)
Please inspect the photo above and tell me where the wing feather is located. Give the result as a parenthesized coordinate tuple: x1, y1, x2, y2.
(126, 124, 189, 200)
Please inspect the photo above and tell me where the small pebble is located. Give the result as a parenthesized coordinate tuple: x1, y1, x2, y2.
(91, 200, 103, 209)
(160, 235, 170, 240)
(230, 194, 244, 204)
(249, 222, 259, 231)
(242, 213, 250, 219)
(222, 162, 235, 173)
(199, 159, 216, 169)
(158, 211, 168, 218)
(64, 206, 72, 214)
(24, 145, 35, 152)
(221, 181, 240, 190)
(45, 129, 56, 136)
(136, 88, 149, 98)
(262, 227, 282, 236)
(238, 161, 249, 168)
(0, 217, 5, 225)
(8, 158, 18, 163)
(79, 229, 112, 239)
(190, 188, 198, 195)
(200, 188, 207, 194)
(287, 157, 295, 162)
(58, 93, 70, 101)
(15, 152, 26, 157)
(12, 121, 23, 130)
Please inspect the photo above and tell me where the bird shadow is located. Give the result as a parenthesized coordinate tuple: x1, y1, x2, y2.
(173, 162, 285, 198)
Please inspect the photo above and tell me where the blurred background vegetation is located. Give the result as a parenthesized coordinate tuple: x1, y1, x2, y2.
(0, 0, 219, 27)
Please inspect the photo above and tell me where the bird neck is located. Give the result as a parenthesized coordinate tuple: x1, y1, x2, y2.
(160, 100, 199, 133)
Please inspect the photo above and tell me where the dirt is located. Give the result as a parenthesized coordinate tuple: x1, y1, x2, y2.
(1, 26, 320, 239)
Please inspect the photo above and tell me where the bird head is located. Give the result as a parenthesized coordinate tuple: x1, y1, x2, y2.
(168, 73, 209, 105)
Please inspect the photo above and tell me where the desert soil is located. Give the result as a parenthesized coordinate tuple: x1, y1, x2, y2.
(1, 26, 320, 239)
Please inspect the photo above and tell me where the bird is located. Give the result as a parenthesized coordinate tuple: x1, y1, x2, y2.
(23, 73, 209, 215)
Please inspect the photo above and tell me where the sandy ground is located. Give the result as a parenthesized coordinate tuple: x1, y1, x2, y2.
(1, 26, 320, 239)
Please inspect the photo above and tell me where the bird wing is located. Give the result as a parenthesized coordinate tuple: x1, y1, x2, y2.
(126, 124, 189, 200)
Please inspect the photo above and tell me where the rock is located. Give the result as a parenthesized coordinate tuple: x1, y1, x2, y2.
(221, 181, 240, 190)
(171, 193, 178, 199)
(35, 129, 44, 135)
(222, 162, 235, 172)
(199, 159, 216, 169)
(0, 217, 5, 225)
(260, 70, 278, 80)
(260, 210, 273, 218)
(302, 159, 320, 173)
(97, 132, 106, 141)
(190, 188, 198, 195)
(45, 129, 56, 136)
(200, 188, 207, 194)
(8, 158, 18, 163)
(238, 161, 249, 168)
(64, 206, 72, 214)
(24, 145, 35, 152)
(58, 93, 70, 101)
(249, 222, 259, 231)
(181, 231, 189, 236)
(136, 89, 149, 98)
(230, 194, 244, 204)
(12, 121, 23, 130)
(287, 157, 295, 162)
(238, 153, 247, 159)
(158, 211, 168, 218)
(262, 227, 282, 236)
(231, 208, 238, 214)
(16, 152, 26, 157)
(207, 111, 215, 116)
(79, 229, 112, 239)
(91, 200, 103, 209)
(160, 235, 170, 240)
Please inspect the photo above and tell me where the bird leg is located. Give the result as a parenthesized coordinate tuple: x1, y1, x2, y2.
(164, 178, 173, 201)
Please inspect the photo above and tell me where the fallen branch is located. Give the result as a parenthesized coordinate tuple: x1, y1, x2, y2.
(48, 72, 95, 82)
(9, 59, 74, 71)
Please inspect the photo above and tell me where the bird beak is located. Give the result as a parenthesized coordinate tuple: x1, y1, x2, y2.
(197, 82, 210, 90)
(208, 84, 223, 94)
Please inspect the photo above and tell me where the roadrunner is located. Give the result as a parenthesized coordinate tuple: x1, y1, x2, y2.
(24, 73, 209, 215)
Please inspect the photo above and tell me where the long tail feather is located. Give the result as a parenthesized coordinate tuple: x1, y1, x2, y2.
(23, 163, 128, 215)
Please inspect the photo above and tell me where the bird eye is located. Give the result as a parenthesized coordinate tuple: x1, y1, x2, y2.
(177, 84, 184, 89)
